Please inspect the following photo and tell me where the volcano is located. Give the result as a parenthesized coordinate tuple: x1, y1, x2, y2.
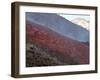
(26, 13, 89, 42)
(26, 20, 89, 67)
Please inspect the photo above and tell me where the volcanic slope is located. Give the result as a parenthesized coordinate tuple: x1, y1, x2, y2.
(26, 20, 89, 67)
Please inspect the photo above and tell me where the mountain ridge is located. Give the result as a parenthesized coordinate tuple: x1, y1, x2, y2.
(26, 13, 89, 42)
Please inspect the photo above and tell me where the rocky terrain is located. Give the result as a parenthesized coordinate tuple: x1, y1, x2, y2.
(26, 19, 89, 67)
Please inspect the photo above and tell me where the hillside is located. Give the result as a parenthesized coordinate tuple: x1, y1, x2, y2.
(26, 20, 89, 67)
(26, 13, 89, 42)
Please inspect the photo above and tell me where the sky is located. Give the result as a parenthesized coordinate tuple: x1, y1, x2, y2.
(59, 14, 90, 22)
